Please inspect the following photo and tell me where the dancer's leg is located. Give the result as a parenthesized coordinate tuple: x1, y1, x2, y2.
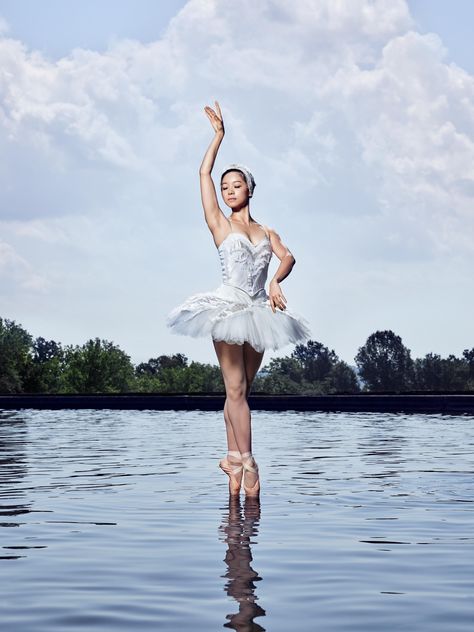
(241, 342, 265, 490)
(214, 340, 265, 491)
(243, 342, 265, 399)
(213, 340, 251, 454)
(223, 343, 264, 451)
(223, 400, 239, 452)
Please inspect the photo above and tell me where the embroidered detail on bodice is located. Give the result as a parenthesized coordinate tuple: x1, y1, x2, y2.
(217, 232, 272, 297)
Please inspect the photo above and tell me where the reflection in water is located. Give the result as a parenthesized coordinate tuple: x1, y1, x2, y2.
(0, 411, 33, 558)
(219, 496, 266, 631)
(1, 410, 473, 631)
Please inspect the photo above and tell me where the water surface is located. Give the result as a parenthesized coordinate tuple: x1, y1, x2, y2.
(1, 409, 473, 631)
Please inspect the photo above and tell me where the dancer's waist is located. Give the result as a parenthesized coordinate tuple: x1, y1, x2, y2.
(221, 282, 267, 300)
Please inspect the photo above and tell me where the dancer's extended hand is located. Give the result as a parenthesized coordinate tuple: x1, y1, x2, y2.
(269, 279, 287, 313)
(204, 101, 224, 134)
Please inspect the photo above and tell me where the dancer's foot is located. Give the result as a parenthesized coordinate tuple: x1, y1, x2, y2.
(219, 453, 243, 495)
(241, 452, 260, 497)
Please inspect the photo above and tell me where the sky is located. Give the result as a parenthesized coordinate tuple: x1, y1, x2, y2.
(0, 0, 473, 368)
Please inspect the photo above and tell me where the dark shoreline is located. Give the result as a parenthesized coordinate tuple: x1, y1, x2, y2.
(0, 393, 473, 414)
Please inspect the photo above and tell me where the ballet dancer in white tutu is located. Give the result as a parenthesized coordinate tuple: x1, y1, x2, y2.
(166, 101, 311, 497)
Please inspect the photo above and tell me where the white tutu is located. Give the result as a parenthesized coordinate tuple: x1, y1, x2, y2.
(166, 282, 311, 353)
(166, 222, 312, 353)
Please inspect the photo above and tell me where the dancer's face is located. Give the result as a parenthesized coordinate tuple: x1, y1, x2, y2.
(221, 172, 249, 208)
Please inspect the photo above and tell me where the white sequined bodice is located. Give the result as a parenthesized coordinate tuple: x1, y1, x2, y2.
(217, 232, 272, 297)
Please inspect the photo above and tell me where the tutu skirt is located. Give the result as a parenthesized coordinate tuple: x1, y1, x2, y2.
(166, 282, 311, 353)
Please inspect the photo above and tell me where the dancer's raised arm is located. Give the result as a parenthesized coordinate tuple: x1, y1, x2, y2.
(168, 101, 312, 499)
(199, 101, 227, 234)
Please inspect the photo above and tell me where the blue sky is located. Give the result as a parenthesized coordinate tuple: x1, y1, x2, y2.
(1, 0, 472, 71)
(0, 0, 473, 367)
(0, 0, 188, 57)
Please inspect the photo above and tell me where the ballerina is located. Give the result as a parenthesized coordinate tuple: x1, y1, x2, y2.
(166, 101, 311, 497)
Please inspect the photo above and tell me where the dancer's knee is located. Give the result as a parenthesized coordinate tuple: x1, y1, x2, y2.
(226, 381, 247, 403)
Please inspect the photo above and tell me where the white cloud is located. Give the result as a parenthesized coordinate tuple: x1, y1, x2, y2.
(328, 29, 474, 254)
(0, 0, 472, 362)
(1, 0, 471, 252)
(0, 239, 49, 292)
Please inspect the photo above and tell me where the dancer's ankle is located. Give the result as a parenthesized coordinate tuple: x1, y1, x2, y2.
(227, 450, 241, 460)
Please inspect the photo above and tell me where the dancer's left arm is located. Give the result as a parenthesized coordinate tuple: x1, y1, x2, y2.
(267, 228, 296, 313)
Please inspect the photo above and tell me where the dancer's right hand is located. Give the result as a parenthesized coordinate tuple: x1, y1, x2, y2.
(204, 101, 225, 134)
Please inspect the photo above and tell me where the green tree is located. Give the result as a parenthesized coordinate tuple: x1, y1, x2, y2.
(254, 340, 359, 394)
(60, 338, 135, 393)
(23, 337, 64, 393)
(174, 361, 224, 393)
(135, 358, 223, 393)
(412, 353, 444, 390)
(291, 340, 338, 382)
(328, 360, 361, 393)
(255, 357, 303, 394)
(462, 348, 474, 390)
(135, 354, 188, 376)
(0, 317, 32, 393)
(413, 353, 470, 391)
(253, 370, 302, 394)
(355, 330, 414, 392)
(291, 341, 359, 393)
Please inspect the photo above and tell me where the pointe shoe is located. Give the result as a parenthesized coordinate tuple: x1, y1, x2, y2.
(242, 454, 260, 497)
(219, 456, 243, 495)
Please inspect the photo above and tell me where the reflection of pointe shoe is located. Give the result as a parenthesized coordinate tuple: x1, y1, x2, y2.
(219, 457, 243, 495)
(242, 454, 260, 497)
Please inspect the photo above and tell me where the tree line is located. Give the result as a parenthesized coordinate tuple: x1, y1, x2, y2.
(1, 317, 473, 394)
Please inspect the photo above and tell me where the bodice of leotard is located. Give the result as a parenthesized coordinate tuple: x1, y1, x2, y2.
(217, 231, 272, 297)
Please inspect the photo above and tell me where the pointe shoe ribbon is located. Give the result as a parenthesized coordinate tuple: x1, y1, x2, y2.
(219, 456, 243, 495)
(241, 454, 260, 496)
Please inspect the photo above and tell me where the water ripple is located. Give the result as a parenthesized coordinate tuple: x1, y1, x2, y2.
(0, 408, 473, 631)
